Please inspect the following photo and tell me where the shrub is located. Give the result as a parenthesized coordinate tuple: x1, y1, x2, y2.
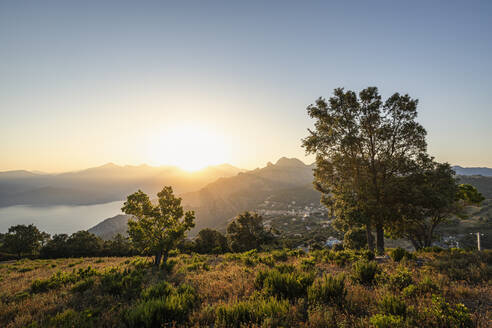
(417, 275, 440, 294)
(351, 260, 381, 285)
(140, 281, 174, 300)
(300, 257, 316, 271)
(271, 249, 288, 262)
(125, 284, 196, 327)
(71, 278, 95, 293)
(100, 268, 144, 298)
(255, 269, 314, 299)
(426, 296, 473, 328)
(388, 268, 413, 291)
(308, 274, 346, 307)
(215, 297, 291, 328)
(390, 248, 413, 262)
(369, 314, 404, 328)
(428, 250, 491, 283)
(378, 295, 407, 317)
(48, 309, 94, 328)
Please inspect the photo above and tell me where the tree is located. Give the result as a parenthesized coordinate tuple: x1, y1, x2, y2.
(388, 159, 458, 250)
(103, 233, 134, 256)
(457, 184, 485, 205)
(302, 87, 427, 254)
(343, 227, 368, 250)
(194, 228, 229, 254)
(3, 224, 48, 258)
(40, 234, 70, 258)
(226, 212, 273, 252)
(122, 186, 195, 267)
(66, 231, 104, 257)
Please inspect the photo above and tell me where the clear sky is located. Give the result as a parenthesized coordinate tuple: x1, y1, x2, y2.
(1, 1, 491, 172)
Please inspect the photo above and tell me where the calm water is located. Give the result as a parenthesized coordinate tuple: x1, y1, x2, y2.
(0, 201, 124, 234)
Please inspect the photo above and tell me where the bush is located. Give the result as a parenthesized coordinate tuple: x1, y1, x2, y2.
(255, 269, 314, 299)
(100, 268, 144, 298)
(308, 274, 346, 307)
(351, 260, 381, 285)
(71, 278, 95, 293)
(421, 296, 473, 328)
(125, 284, 196, 327)
(48, 309, 95, 328)
(369, 314, 404, 328)
(378, 295, 407, 317)
(271, 249, 288, 262)
(390, 247, 413, 262)
(140, 281, 174, 300)
(428, 250, 491, 283)
(388, 268, 413, 291)
(215, 297, 292, 328)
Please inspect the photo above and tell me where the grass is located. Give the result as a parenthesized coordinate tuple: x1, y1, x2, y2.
(0, 250, 490, 327)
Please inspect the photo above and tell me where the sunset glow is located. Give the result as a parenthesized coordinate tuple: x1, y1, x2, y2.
(147, 124, 230, 172)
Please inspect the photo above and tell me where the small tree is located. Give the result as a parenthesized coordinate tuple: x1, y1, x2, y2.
(226, 212, 273, 252)
(40, 234, 70, 258)
(195, 228, 229, 254)
(3, 224, 48, 258)
(122, 186, 195, 267)
(66, 231, 104, 257)
(457, 184, 485, 205)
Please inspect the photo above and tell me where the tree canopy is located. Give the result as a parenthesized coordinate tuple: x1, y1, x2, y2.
(226, 212, 273, 252)
(122, 186, 195, 267)
(302, 87, 427, 254)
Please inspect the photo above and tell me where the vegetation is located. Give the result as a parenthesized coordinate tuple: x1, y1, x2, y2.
(122, 186, 195, 267)
(0, 248, 489, 327)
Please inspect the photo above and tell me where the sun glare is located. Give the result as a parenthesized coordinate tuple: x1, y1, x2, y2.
(147, 124, 229, 172)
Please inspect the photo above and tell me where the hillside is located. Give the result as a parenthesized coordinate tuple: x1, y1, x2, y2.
(181, 157, 319, 232)
(87, 214, 131, 240)
(0, 163, 244, 207)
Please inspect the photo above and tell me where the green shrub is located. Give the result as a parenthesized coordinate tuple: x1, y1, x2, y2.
(378, 295, 407, 317)
(255, 269, 314, 299)
(308, 274, 346, 307)
(140, 281, 174, 300)
(100, 268, 144, 298)
(215, 297, 291, 328)
(369, 314, 404, 328)
(417, 275, 440, 294)
(351, 260, 381, 285)
(425, 296, 473, 328)
(125, 284, 196, 327)
(390, 248, 413, 262)
(258, 255, 275, 267)
(401, 284, 418, 298)
(48, 309, 94, 328)
(388, 268, 413, 291)
(271, 249, 288, 262)
(300, 257, 316, 271)
(71, 278, 95, 293)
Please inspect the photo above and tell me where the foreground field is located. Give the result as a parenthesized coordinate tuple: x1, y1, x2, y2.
(0, 249, 490, 327)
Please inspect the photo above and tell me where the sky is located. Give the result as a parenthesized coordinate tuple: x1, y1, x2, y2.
(1, 1, 491, 172)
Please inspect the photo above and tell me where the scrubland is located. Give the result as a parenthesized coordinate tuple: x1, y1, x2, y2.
(0, 248, 490, 327)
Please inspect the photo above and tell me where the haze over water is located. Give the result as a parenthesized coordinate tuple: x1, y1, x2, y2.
(0, 201, 123, 234)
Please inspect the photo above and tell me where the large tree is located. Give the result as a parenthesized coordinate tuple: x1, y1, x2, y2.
(302, 87, 427, 254)
(3, 224, 49, 258)
(122, 186, 195, 267)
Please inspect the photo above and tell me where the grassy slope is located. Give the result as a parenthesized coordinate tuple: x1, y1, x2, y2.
(0, 250, 490, 327)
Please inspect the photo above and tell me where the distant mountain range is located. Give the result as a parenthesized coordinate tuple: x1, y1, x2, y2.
(452, 166, 492, 177)
(0, 163, 244, 207)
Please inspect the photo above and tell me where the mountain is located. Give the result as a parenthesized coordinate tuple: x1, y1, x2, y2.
(88, 214, 131, 240)
(181, 157, 319, 233)
(0, 163, 244, 207)
(452, 166, 492, 177)
(85, 158, 319, 238)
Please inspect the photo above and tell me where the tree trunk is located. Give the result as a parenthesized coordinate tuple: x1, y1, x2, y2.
(365, 225, 375, 252)
(162, 251, 169, 267)
(154, 253, 162, 267)
(376, 224, 385, 255)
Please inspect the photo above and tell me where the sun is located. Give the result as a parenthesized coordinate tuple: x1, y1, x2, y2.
(147, 124, 229, 171)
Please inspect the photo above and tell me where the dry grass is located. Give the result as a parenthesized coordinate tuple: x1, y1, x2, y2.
(0, 250, 490, 327)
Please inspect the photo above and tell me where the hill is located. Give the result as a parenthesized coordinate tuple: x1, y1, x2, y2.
(0, 163, 244, 207)
(452, 166, 492, 177)
(87, 214, 131, 240)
